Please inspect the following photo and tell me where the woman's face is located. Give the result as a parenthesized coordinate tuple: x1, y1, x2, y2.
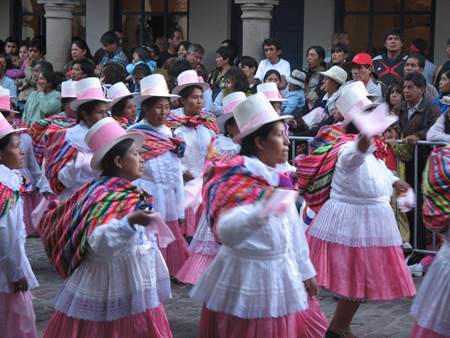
(71, 43, 86, 61)
(122, 98, 137, 122)
(306, 49, 321, 70)
(225, 78, 234, 92)
(144, 97, 170, 127)
(389, 89, 403, 107)
(439, 73, 450, 94)
(0, 134, 24, 169)
(19, 45, 28, 61)
(331, 49, 346, 65)
(71, 63, 85, 81)
(215, 54, 226, 68)
(82, 102, 109, 127)
(178, 44, 187, 58)
(37, 73, 49, 92)
(256, 121, 290, 167)
(132, 52, 141, 63)
(322, 77, 338, 94)
(115, 142, 144, 181)
(182, 88, 204, 116)
(265, 73, 281, 88)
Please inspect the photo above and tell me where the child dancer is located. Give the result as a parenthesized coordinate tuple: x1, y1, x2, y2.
(40, 117, 173, 338)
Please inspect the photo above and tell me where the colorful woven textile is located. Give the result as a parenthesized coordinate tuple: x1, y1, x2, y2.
(113, 116, 132, 129)
(0, 175, 30, 218)
(43, 129, 78, 194)
(30, 115, 76, 165)
(309, 123, 345, 152)
(166, 112, 219, 134)
(39, 176, 152, 278)
(422, 146, 450, 232)
(128, 123, 186, 161)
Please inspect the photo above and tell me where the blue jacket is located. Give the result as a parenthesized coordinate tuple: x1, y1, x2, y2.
(281, 89, 305, 116)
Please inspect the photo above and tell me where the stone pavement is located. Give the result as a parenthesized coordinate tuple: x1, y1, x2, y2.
(26, 238, 420, 338)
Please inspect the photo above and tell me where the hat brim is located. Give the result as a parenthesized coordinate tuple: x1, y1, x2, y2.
(172, 82, 210, 95)
(109, 93, 138, 109)
(90, 132, 144, 171)
(320, 71, 345, 85)
(0, 127, 27, 140)
(268, 98, 287, 103)
(233, 115, 292, 143)
(287, 78, 305, 88)
(133, 93, 180, 107)
(70, 98, 112, 112)
(216, 112, 234, 133)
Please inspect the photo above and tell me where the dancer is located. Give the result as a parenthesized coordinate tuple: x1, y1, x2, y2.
(191, 93, 327, 338)
(0, 114, 38, 338)
(130, 74, 190, 277)
(107, 81, 137, 128)
(40, 117, 173, 338)
(410, 146, 450, 338)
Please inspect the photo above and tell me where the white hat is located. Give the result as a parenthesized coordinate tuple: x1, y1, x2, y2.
(233, 93, 292, 143)
(0, 114, 26, 139)
(107, 82, 137, 109)
(0, 87, 18, 113)
(335, 81, 378, 121)
(172, 70, 209, 95)
(216, 91, 246, 133)
(257, 82, 286, 102)
(133, 74, 179, 106)
(441, 95, 450, 106)
(320, 65, 348, 85)
(70, 77, 111, 111)
(85, 117, 144, 171)
(287, 69, 306, 88)
(61, 80, 77, 98)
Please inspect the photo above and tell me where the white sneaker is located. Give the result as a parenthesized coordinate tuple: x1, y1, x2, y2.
(402, 242, 413, 251)
(408, 263, 424, 277)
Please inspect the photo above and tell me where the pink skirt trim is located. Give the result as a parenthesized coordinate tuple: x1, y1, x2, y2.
(410, 322, 450, 338)
(0, 291, 38, 338)
(184, 206, 202, 237)
(175, 252, 215, 284)
(42, 304, 173, 338)
(308, 236, 416, 300)
(198, 297, 327, 338)
(159, 220, 190, 277)
(22, 191, 41, 236)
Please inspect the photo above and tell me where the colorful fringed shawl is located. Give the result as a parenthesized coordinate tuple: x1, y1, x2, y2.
(44, 129, 78, 194)
(0, 175, 31, 218)
(309, 123, 345, 152)
(39, 176, 152, 278)
(203, 155, 273, 237)
(166, 112, 219, 134)
(113, 116, 132, 129)
(128, 123, 186, 161)
(30, 115, 76, 165)
(422, 146, 450, 232)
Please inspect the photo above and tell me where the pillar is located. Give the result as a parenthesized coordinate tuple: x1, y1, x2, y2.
(235, 0, 279, 60)
(38, 0, 79, 71)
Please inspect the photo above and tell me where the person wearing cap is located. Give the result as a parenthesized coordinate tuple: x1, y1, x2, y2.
(43, 77, 110, 201)
(129, 74, 190, 277)
(175, 91, 244, 285)
(0, 114, 39, 338)
(351, 52, 383, 102)
(299, 83, 416, 338)
(191, 93, 327, 338)
(281, 69, 306, 116)
(257, 82, 286, 114)
(168, 70, 218, 236)
(107, 82, 137, 128)
(40, 117, 173, 338)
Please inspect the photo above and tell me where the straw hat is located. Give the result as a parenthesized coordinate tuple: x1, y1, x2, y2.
(287, 69, 306, 88)
(60, 80, 77, 98)
(133, 74, 179, 107)
(320, 65, 348, 85)
(0, 87, 18, 114)
(216, 91, 246, 133)
(70, 77, 111, 111)
(172, 70, 209, 95)
(335, 81, 378, 121)
(0, 114, 26, 140)
(233, 93, 292, 143)
(85, 117, 144, 170)
(257, 82, 286, 102)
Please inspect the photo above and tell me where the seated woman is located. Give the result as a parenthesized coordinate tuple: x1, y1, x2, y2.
(431, 70, 450, 114)
(40, 117, 173, 338)
(426, 95, 450, 143)
(107, 82, 137, 128)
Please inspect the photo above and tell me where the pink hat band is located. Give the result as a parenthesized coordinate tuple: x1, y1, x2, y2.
(263, 90, 283, 101)
(87, 122, 126, 154)
(0, 118, 15, 137)
(78, 87, 105, 100)
(223, 99, 243, 114)
(178, 73, 202, 86)
(0, 96, 12, 111)
(344, 99, 372, 119)
(238, 111, 275, 133)
(141, 86, 170, 97)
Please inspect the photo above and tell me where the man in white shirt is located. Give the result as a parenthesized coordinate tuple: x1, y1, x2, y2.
(255, 38, 291, 88)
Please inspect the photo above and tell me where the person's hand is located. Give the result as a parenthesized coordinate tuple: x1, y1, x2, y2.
(183, 171, 194, 182)
(357, 134, 372, 153)
(393, 180, 411, 194)
(12, 277, 28, 293)
(127, 210, 154, 227)
(303, 277, 319, 297)
(403, 134, 419, 145)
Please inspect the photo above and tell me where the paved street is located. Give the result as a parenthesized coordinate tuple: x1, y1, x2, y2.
(27, 238, 420, 338)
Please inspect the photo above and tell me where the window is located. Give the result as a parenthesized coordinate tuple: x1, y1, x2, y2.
(113, 0, 189, 51)
(335, 0, 435, 58)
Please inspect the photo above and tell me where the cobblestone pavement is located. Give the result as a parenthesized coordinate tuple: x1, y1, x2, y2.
(27, 238, 420, 338)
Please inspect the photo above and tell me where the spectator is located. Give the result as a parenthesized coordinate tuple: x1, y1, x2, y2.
(305, 45, 326, 108)
(98, 30, 128, 68)
(65, 38, 93, 77)
(330, 43, 352, 80)
(177, 41, 190, 59)
(22, 70, 61, 126)
(0, 54, 17, 98)
(238, 56, 260, 93)
(160, 28, 183, 65)
(17, 60, 53, 110)
(185, 43, 207, 80)
(433, 37, 450, 88)
(155, 36, 168, 55)
(426, 95, 450, 143)
(255, 38, 291, 85)
(220, 39, 239, 60)
(409, 38, 436, 84)
(4, 36, 18, 55)
(404, 53, 438, 102)
(132, 63, 151, 93)
(18, 41, 28, 64)
(29, 36, 46, 62)
(126, 46, 156, 77)
(100, 62, 127, 93)
(208, 46, 234, 98)
(263, 69, 283, 91)
(385, 81, 404, 109)
(5, 53, 25, 80)
(351, 52, 383, 101)
(71, 58, 95, 81)
(373, 29, 408, 87)
(212, 66, 248, 117)
(432, 70, 450, 114)
(281, 69, 306, 116)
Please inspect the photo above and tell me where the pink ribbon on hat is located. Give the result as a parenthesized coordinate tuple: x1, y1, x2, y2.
(0, 119, 15, 136)
(263, 90, 283, 101)
(77, 87, 105, 100)
(238, 112, 275, 133)
(87, 122, 125, 153)
(0, 96, 11, 111)
(223, 99, 242, 114)
(345, 99, 372, 119)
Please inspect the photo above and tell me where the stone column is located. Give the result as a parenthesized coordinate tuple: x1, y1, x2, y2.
(38, 0, 79, 71)
(234, 0, 279, 60)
